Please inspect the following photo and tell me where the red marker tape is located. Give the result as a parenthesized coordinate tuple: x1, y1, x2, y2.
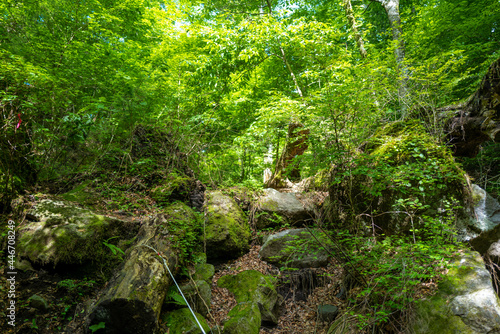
(16, 113, 21, 129)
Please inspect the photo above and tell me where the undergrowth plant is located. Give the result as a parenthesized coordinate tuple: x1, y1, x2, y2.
(335, 201, 460, 332)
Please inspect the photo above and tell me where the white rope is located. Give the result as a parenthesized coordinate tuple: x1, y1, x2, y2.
(141, 244, 207, 334)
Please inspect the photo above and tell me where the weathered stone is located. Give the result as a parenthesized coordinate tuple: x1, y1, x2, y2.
(29, 295, 49, 311)
(193, 263, 215, 284)
(204, 191, 251, 260)
(259, 229, 332, 269)
(328, 121, 469, 236)
(218, 270, 281, 324)
(17, 199, 138, 266)
(162, 308, 210, 334)
(222, 302, 261, 334)
(180, 280, 212, 317)
(317, 305, 339, 322)
(468, 184, 500, 254)
(254, 189, 314, 229)
(412, 251, 500, 333)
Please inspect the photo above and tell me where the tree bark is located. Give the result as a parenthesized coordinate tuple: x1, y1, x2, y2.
(265, 123, 310, 188)
(343, 0, 367, 58)
(84, 216, 179, 334)
(371, 0, 408, 114)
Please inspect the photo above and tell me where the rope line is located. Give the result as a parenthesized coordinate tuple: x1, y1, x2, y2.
(141, 244, 207, 334)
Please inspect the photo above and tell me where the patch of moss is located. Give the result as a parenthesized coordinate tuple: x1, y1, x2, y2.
(151, 172, 192, 206)
(223, 302, 261, 334)
(60, 180, 93, 205)
(162, 308, 210, 334)
(328, 120, 469, 234)
(205, 191, 251, 259)
(18, 200, 137, 267)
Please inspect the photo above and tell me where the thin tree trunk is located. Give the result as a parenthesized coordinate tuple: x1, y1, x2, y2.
(372, 0, 408, 115)
(263, 0, 309, 187)
(343, 0, 367, 58)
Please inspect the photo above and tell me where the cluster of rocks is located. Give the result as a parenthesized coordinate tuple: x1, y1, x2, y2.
(10, 182, 500, 334)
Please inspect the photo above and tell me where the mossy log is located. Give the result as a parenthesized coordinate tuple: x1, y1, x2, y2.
(85, 217, 178, 334)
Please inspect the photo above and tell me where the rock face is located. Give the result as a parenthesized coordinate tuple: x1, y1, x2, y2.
(447, 56, 500, 157)
(254, 189, 314, 230)
(412, 251, 500, 333)
(468, 184, 500, 253)
(470, 184, 500, 232)
(222, 301, 261, 334)
(193, 263, 215, 284)
(204, 191, 251, 260)
(218, 270, 281, 325)
(17, 199, 137, 266)
(259, 229, 332, 269)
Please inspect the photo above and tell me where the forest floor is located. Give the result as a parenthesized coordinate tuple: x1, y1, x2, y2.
(0, 206, 347, 334)
(208, 244, 345, 334)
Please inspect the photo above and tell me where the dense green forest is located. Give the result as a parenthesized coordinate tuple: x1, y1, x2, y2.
(1, 0, 498, 199)
(1, 0, 500, 333)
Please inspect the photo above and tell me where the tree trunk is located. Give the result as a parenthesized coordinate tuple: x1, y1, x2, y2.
(265, 123, 310, 188)
(372, 0, 408, 115)
(84, 216, 179, 334)
(343, 0, 367, 58)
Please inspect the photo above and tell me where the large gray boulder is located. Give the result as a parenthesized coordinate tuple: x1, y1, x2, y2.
(412, 251, 500, 333)
(17, 199, 137, 266)
(259, 228, 332, 269)
(254, 188, 315, 229)
(218, 270, 281, 325)
(204, 191, 251, 260)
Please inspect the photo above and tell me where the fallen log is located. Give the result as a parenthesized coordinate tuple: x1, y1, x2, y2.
(84, 215, 179, 334)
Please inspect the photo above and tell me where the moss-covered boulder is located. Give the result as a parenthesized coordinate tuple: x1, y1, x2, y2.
(17, 199, 138, 266)
(328, 121, 469, 236)
(412, 251, 500, 333)
(259, 228, 332, 269)
(254, 188, 315, 230)
(218, 270, 281, 324)
(193, 263, 215, 284)
(163, 308, 210, 334)
(204, 191, 251, 260)
(178, 280, 212, 317)
(222, 301, 261, 334)
(150, 172, 193, 206)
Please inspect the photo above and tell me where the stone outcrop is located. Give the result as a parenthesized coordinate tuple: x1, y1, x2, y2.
(204, 191, 251, 261)
(259, 228, 332, 269)
(179, 280, 212, 317)
(17, 199, 138, 266)
(254, 188, 315, 229)
(412, 251, 500, 333)
(162, 308, 210, 334)
(218, 270, 281, 325)
(222, 301, 261, 334)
